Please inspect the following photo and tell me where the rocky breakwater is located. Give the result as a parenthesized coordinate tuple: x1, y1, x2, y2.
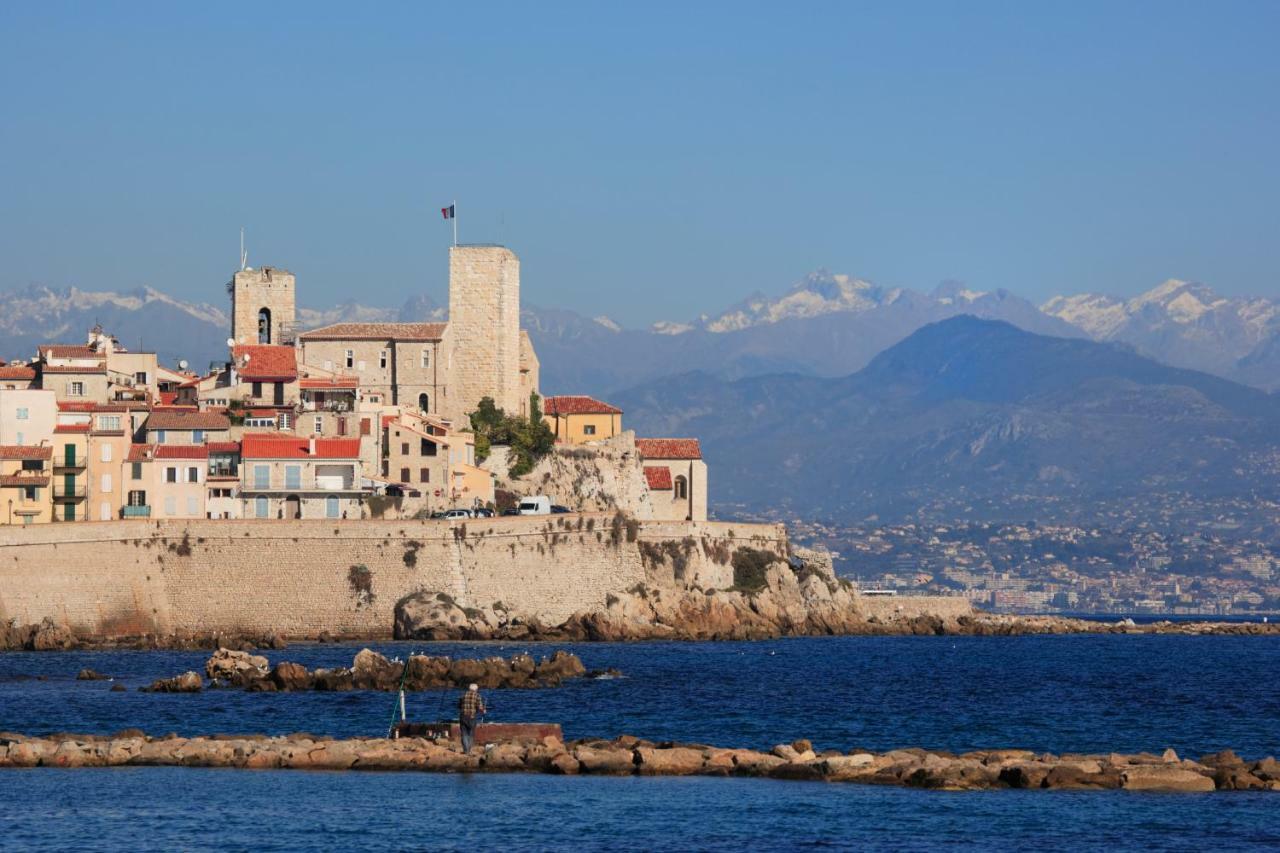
(1, 732, 1276, 793)
(137, 648, 607, 693)
(1, 618, 290, 652)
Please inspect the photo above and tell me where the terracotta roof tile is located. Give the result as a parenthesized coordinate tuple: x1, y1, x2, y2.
(231, 345, 297, 380)
(126, 444, 150, 462)
(299, 376, 359, 390)
(146, 411, 230, 430)
(299, 322, 447, 342)
(152, 445, 210, 459)
(635, 438, 702, 460)
(38, 344, 100, 359)
(206, 441, 241, 453)
(544, 395, 622, 416)
(643, 466, 673, 490)
(40, 365, 106, 374)
(53, 424, 91, 434)
(0, 445, 53, 460)
(0, 365, 36, 380)
(0, 474, 50, 486)
(240, 434, 362, 460)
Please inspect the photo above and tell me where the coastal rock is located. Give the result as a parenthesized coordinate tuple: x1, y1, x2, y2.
(29, 618, 74, 651)
(635, 746, 705, 776)
(1120, 766, 1215, 792)
(76, 669, 110, 681)
(572, 744, 636, 775)
(205, 648, 268, 684)
(271, 662, 312, 691)
(142, 671, 203, 693)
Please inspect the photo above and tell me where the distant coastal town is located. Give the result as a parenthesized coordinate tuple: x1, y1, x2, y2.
(0, 245, 707, 527)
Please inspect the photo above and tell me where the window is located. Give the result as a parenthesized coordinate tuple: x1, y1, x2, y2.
(400, 467, 410, 482)
(258, 308, 272, 345)
(369, 396, 380, 403)
(285, 465, 301, 489)
(255, 496, 269, 518)
(164, 496, 176, 515)
(674, 475, 688, 500)
(314, 416, 323, 435)
(193, 429, 205, 444)
(345, 350, 354, 369)
(134, 371, 148, 385)
(360, 418, 371, 436)
(131, 462, 142, 480)
(100, 502, 111, 521)
(166, 467, 178, 483)
(15, 431, 23, 445)
(400, 442, 409, 455)
(186, 496, 199, 516)
(15, 407, 27, 420)
(326, 496, 340, 519)
(69, 381, 85, 397)
(254, 465, 270, 489)
(23, 486, 37, 501)
(420, 468, 430, 483)
(584, 424, 597, 436)
(251, 381, 263, 398)
(421, 349, 430, 368)
(380, 350, 388, 369)
(101, 473, 112, 493)
(127, 490, 146, 507)
(421, 438, 436, 457)
(98, 415, 121, 432)
(324, 360, 332, 371)
(155, 430, 167, 444)
(22, 459, 42, 472)
(187, 466, 199, 483)
(337, 417, 347, 436)
(100, 443, 112, 462)
(418, 393, 429, 412)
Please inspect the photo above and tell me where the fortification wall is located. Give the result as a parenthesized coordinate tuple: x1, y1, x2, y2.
(0, 515, 787, 638)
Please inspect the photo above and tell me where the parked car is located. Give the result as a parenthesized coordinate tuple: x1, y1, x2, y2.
(517, 495, 551, 516)
(473, 508, 495, 518)
(550, 504, 571, 514)
(501, 508, 521, 516)
(442, 508, 472, 520)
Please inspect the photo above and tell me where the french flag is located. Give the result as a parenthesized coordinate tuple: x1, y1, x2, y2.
(441, 204, 455, 220)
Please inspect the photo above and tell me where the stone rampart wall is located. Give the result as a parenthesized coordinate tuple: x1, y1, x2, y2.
(0, 515, 787, 638)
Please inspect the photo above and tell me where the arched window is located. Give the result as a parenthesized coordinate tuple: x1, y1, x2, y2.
(418, 393, 429, 412)
(674, 475, 688, 500)
(255, 496, 269, 519)
(257, 308, 272, 344)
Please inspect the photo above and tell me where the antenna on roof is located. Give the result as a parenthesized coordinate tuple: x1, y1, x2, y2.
(239, 227, 248, 272)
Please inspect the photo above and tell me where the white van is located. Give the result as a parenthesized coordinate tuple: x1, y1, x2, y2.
(517, 495, 551, 516)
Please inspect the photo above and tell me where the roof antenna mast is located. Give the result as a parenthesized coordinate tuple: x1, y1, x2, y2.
(239, 227, 248, 272)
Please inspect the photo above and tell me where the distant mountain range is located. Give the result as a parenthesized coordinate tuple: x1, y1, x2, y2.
(1, 272, 1277, 394)
(612, 316, 1280, 525)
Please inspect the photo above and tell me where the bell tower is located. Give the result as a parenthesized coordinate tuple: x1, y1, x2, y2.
(229, 266, 296, 346)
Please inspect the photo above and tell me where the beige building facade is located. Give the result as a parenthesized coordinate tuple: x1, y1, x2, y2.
(231, 266, 297, 347)
(637, 438, 709, 522)
(1, 445, 53, 525)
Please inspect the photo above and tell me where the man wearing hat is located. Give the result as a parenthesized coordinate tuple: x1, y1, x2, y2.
(457, 683, 487, 753)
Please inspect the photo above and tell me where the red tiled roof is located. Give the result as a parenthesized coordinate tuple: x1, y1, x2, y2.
(40, 365, 106, 374)
(635, 438, 702, 460)
(57, 401, 139, 412)
(206, 441, 241, 453)
(0, 474, 50, 486)
(232, 345, 297, 380)
(146, 411, 230, 430)
(158, 391, 178, 405)
(240, 434, 361, 460)
(0, 445, 53, 460)
(544, 395, 622, 416)
(246, 409, 282, 418)
(38, 345, 100, 359)
(300, 376, 359, 390)
(53, 424, 91, 434)
(126, 444, 150, 462)
(0, 365, 36, 380)
(152, 445, 210, 459)
(644, 466, 673, 490)
(299, 322, 447, 342)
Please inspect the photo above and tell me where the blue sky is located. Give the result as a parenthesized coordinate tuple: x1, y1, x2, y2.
(2, 1, 1278, 325)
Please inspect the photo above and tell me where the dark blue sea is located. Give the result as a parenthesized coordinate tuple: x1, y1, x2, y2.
(2, 635, 1278, 851)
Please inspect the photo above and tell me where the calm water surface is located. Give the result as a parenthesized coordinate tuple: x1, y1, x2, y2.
(1, 635, 1277, 850)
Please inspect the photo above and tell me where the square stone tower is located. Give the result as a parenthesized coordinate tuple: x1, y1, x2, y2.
(230, 266, 296, 346)
(446, 246, 522, 424)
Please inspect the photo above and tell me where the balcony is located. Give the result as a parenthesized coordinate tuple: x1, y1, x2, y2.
(53, 455, 87, 469)
(122, 505, 151, 518)
(53, 484, 87, 499)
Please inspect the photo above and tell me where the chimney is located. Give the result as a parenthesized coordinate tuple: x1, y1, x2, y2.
(309, 436, 316, 456)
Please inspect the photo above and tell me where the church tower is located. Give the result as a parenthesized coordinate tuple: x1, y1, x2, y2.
(446, 245, 522, 424)
(230, 266, 296, 346)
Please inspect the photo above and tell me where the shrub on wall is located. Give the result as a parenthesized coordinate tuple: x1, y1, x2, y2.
(468, 394, 555, 478)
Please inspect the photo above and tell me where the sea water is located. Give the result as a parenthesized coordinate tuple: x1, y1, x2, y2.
(1, 635, 1277, 851)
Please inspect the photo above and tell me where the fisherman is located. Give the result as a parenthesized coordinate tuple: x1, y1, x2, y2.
(457, 683, 487, 753)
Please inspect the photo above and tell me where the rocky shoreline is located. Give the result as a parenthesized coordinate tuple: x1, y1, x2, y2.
(1, 731, 1274, 792)
(136, 648, 607, 693)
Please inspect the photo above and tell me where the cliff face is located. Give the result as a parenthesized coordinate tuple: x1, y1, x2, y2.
(485, 432, 657, 517)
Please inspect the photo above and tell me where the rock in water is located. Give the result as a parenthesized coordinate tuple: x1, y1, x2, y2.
(142, 671, 203, 693)
(28, 618, 74, 651)
(76, 669, 109, 681)
(205, 648, 268, 684)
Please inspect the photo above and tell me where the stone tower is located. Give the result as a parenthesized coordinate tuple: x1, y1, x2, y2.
(446, 246, 522, 424)
(230, 266, 296, 346)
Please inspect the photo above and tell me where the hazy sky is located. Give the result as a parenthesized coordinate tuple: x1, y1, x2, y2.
(3, 2, 1278, 326)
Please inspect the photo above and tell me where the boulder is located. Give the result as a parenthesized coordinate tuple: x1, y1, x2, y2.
(998, 763, 1051, 789)
(481, 742, 529, 771)
(28, 618, 74, 651)
(573, 745, 635, 775)
(1120, 766, 1215, 792)
(76, 669, 109, 681)
(769, 761, 826, 782)
(142, 671, 203, 693)
(352, 649, 403, 690)
(311, 668, 354, 691)
(270, 662, 312, 691)
(394, 591, 481, 641)
(205, 648, 268, 684)
(1042, 764, 1119, 789)
(634, 746, 705, 776)
(534, 651, 586, 684)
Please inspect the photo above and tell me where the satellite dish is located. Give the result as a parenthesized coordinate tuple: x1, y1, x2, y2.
(242, 353, 251, 363)
(226, 337, 236, 349)
(178, 359, 189, 370)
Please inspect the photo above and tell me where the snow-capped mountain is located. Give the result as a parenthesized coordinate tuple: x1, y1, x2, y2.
(1042, 279, 1280, 385)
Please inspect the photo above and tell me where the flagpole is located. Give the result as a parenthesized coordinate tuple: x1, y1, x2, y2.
(452, 199, 457, 247)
